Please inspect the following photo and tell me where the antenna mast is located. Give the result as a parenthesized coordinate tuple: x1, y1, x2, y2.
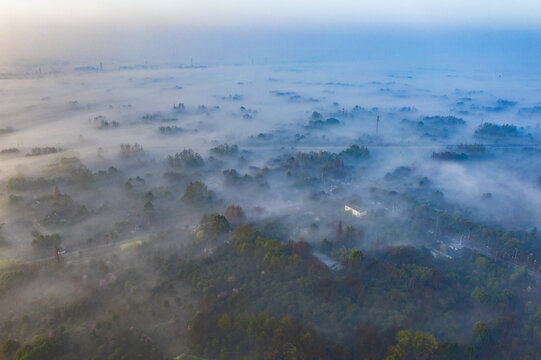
(55, 244, 61, 265)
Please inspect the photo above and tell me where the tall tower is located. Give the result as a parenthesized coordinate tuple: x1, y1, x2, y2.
(54, 185, 61, 201)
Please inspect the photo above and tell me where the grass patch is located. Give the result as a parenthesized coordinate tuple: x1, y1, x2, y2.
(0, 258, 18, 270)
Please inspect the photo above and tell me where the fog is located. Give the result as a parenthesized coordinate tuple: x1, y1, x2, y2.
(2, 56, 541, 224)
(1, 26, 541, 359)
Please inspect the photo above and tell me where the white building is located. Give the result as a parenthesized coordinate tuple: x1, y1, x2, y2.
(345, 205, 367, 218)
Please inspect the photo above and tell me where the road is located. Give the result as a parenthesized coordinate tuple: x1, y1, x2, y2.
(462, 240, 541, 283)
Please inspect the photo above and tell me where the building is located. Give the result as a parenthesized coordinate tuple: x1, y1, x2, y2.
(345, 205, 367, 218)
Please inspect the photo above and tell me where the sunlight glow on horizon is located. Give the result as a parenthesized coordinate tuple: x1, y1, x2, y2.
(2, 0, 541, 28)
(1, 0, 541, 64)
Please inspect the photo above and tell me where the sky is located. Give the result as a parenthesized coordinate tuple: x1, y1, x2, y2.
(2, 0, 541, 27)
(1, 0, 541, 65)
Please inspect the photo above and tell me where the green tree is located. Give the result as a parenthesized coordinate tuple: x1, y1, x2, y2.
(339, 144, 370, 159)
(1, 339, 20, 359)
(30, 232, 61, 250)
(218, 313, 232, 332)
(182, 181, 212, 205)
(144, 201, 154, 213)
(196, 213, 230, 240)
(471, 321, 491, 356)
(348, 249, 363, 268)
(168, 149, 204, 168)
(385, 330, 438, 360)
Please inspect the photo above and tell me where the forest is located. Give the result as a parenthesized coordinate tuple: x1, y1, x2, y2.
(1, 59, 541, 360)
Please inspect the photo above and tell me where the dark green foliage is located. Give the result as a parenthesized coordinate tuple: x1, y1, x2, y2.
(456, 144, 486, 154)
(432, 152, 468, 161)
(144, 201, 154, 212)
(13, 334, 66, 360)
(7, 157, 93, 193)
(421, 116, 466, 127)
(385, 330, 438, 360)
(88, 327, 164, 360)
(210, 144, 239, 156)
(222, 169, 252, 186)
(7, 176, 49, 192)
(195, 213, 230, 240)
(384, 166, 412, 181)
(347, 249, 363, 268)
(311, 111, 323, 120)
(474, 123, 519, 138)
(48, 157, 93, 187)
(320, 238, 333, 254)
(159, 125, 184, 134)
(30, 231, 61, 249)
(0, 271, 25, 293)
(144, 191, 154, 201)
(182, 182, 212, 205)
(295, 151, 335, 167)
(0, 148, 20, 155)
(309, 117, 340, 127)
(339, 144, 370, 159)
(168, 149, 204, 168)
(150, 217, 541, 360)
(163, 171, 190, 184)
(1, 339, 20, 359)
(188, 311, 349, 360)
(42, 187, 89, 225)
(119, 143, 144, 157)
(26, 147, 62, 157)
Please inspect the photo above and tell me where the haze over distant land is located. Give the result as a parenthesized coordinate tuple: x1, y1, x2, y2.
(1, 0, 541, 66)
(2, 1, 541, 359)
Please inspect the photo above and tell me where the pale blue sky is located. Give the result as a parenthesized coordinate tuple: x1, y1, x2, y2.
(1, 0, 541, 63)
(2, 0, 541, 28)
